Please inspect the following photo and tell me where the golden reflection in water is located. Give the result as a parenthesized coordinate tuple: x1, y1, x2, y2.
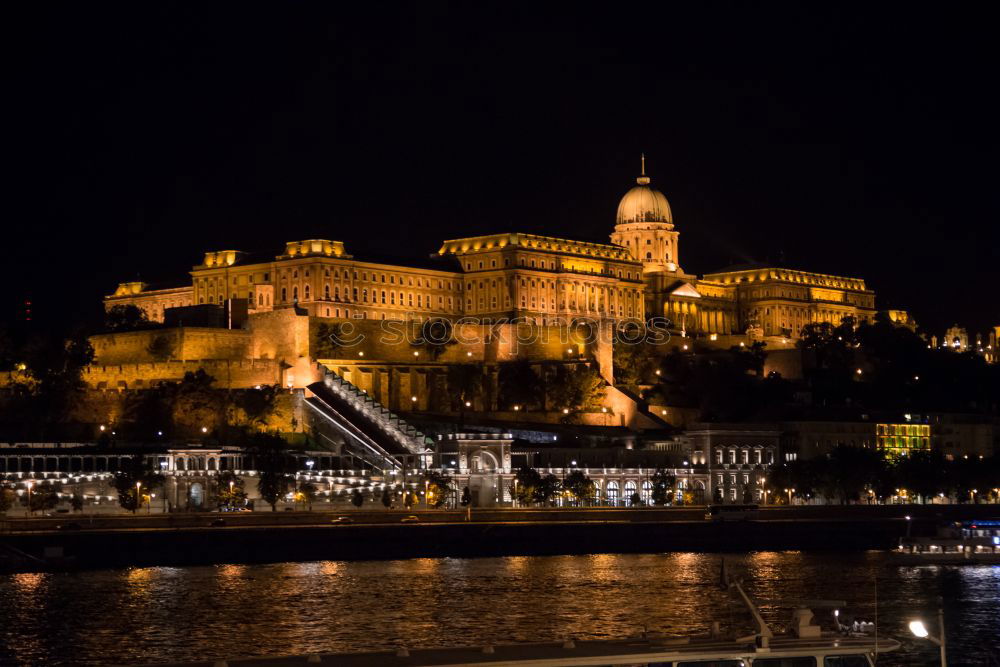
(503, 556, 528, 575)
(218, 564, 247, 578)
(319, 561, 341, 576)
(13, 572, 47, 594)
(126, 567, 156, 604)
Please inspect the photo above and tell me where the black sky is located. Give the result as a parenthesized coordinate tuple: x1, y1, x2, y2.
(9, 2, 999, 335)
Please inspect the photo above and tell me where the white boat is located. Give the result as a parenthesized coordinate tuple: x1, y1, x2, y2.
(894, 519, 1000, 564)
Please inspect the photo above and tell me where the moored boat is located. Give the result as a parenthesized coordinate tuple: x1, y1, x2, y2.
(893, 519, 1000, 564)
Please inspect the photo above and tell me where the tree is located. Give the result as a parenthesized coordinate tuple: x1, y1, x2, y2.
(534, 474, 562, 506)
(113, 454, 163, 514)
(173, 370, 223, 436)
(511, 467, 542, 506)
(113, 457, 163, 514)
(70, 493, 84, 512)
(0, 488, 15, 513)
(350, 488, 364, 508)
(562, 470, 596, 506)
(446, 363, 484, 411)
(460, 486, 472, 507)
(497, 360, 543, 410)
(250, 432, 293, 511)
(712, 487, 723, 504)
(613, 341, 657, 394)
(233, 384, 281, 428)
(411, 319, 456, 361)
(422, 470, 454, 509)
(296, 481, 317, 510)
(629, 492, 643, 507)
(27, 483, 60, 513)
(146, 333, 176, 361)
(104, 304, 150, 332)
(381, 486, 393, 509)
(213, 470, 247, 510)
(894, 451, 946, 503)
(546, 364, 605, 415)
(814, 445, 886, 504)
(651, 468, 676, 506)
(14, 329, 95, 440)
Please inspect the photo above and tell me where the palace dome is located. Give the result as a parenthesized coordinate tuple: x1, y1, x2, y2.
(615, 171, 672, 226)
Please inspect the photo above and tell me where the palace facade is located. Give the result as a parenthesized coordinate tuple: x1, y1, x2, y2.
(107, 163, 875, 341)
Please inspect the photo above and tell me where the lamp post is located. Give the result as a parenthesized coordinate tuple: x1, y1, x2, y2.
(135, 481, 142, 515)
(905, 514, 912, 538)
(26, 481, 33, 517)
(909, 606, 946, 666)
(786, 488, 794, 506)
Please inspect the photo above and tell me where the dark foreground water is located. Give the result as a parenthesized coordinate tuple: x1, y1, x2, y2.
(1, 552, 997, 666)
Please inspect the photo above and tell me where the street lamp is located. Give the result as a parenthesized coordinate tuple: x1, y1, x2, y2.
(26, 481, 33, 517)
(135, 481, 142, 515)
(909, 606, 946, 666)
(905, 515, 912, 538)
(786, 488, 794, 505)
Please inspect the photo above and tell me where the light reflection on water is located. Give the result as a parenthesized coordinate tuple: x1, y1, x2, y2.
(0, 552, 997, 666)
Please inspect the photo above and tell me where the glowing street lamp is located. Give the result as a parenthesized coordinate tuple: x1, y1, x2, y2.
(909, 606, 946, 666)
(135, 481, 142, 515)
(26, 481, 33, 516)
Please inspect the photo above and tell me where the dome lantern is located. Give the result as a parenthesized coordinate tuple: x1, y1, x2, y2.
(615, 154, 672, 226)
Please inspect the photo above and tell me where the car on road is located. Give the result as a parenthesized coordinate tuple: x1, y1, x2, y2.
(56, 522, 82, 531)
(705, 504, 760, 522)
(331, 516, 354, 524)
(210, 518, 227, 527)
(400, 515, 420, 523)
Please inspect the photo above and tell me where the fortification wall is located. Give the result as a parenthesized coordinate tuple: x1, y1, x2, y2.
(82, 359, 282, 390)
(91, 328, 252, 365)
(310, 318, 604, 365)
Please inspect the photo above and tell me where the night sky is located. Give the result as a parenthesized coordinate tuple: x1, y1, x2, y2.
(9, 3, 998, 336)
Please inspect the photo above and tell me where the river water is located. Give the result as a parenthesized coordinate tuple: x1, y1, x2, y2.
(0, 552, 997, 666)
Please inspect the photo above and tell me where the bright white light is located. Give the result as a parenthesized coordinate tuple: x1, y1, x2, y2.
(905, 515, 911, 521)
(909, 620, 929, 638)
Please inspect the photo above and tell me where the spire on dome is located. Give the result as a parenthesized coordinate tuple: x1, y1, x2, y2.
(637, 153, 650, 185)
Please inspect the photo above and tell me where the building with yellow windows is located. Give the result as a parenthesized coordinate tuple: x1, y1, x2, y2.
(877, 421, 931, 458)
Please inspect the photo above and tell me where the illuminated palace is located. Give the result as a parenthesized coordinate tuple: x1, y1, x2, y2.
(107, 161, 875, 342)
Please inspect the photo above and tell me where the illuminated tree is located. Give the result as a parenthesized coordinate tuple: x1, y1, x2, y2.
(213, 470, 247, 510)
(562, 470, 596, 506)
(511, 467, 542, 506)
(113, 457, 163, 514)
(651, 468, 676, 506)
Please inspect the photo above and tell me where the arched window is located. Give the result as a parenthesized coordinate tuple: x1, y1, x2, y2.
(624, 480, 638, 505)
(606, 481, 619, 506)
(292, 287, 298, 301)
(641, 480, 653, 505)
(646, 252, 652, 259)
(304, 285, 310, 300)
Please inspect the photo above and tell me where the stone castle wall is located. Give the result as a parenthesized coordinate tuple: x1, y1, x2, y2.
(82, 359, 282, 390)
(92, 328, 253, 365)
